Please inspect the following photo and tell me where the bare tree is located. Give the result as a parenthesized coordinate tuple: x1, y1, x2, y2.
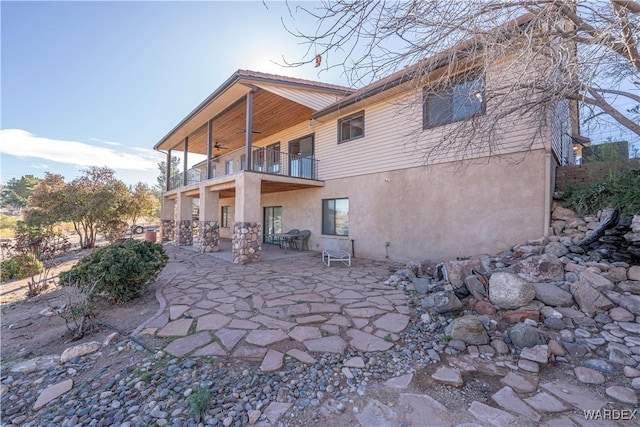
(284, 1, 640, 163)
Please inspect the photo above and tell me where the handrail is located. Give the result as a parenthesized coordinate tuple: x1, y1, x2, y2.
(168, 148, 319, 190)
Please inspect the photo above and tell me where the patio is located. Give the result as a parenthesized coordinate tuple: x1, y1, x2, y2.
(137, 244, 410, 371)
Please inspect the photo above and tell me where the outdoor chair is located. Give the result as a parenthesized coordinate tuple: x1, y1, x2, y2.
(322, 238, 351, 267)
(281, 229, 300, 250)
(292, 229, 311, 251)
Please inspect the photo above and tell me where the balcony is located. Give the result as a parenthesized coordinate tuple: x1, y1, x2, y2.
(168, 147, 319, 191)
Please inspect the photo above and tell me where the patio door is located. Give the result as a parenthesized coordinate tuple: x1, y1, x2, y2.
(263, 206, 282, 244)
(289, 135, 313, 178)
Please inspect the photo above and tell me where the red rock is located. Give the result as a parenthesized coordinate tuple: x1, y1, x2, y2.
(501, 308, 539, 323)
(475, 301, 497, 315)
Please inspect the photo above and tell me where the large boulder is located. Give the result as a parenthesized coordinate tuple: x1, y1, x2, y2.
(421, 291, 463, 314)
(576, 270, 614, 291)
(445, 315, 489, 345)
(533, 283, 574, 307)
(544, 242, 569, 257)
(489, 272, 536, 310)
(513, 254, 565, 282)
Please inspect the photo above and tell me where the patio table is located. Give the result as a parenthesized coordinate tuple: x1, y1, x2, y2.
(268, 232, 301, 252)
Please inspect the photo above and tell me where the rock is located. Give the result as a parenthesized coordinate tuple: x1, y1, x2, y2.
(412, 277, 431, 294)
(552, 205, 579, 221)
(474, 301, 497, 315)
(489, 272, 535, 310)
(102, 332, 120, 347)
(464, 275, 487, 301)
(506, 323, 546, 349)
(513, 254, 565, 282)
(520, 345, 550, 364)
(533, 283, 573, 307)
(629, 266, 640, 281)
(608, 307, 635, 321)
(445, 315, 489, 345)
(545, 242, 568, 257)
(605, 291, 640, 315)
(583, 358, 614, 373)
(33, 379, 73, 410)
(9, 355, 59, 374)
(570, 281, 614, 317)
(576, 270, 614, 291)
(491, 339, 510, 354)
(502, 307, 539, 323)
(431, 366, 463, 387)
(617, 280, 640, 294)
(574, 367, 605, 384)
(439, 259, 485, 290)
(547, 340, 565, 356)
(60, 341, 102, 363)
(605, 386, 638, 405)
(421, 291, 462, 314)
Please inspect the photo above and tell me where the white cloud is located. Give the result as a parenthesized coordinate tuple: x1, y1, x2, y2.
(102, 141, 123, 146)
(0, 129, 160, 171)
(31, 163, 50, 169)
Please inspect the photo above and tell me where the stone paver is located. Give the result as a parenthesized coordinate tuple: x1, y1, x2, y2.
(260, 349, 284, 372)
(491, 386, 541, 422)
(500, 371, 539, 393)
(157, 319, 193, 337)
(373, 313, 410, 333)
(288, 326, 322, 342)
(165, 332, 212, 357)
(215, 328, 246, 351)
(196, 313, 231, 331)
(286, 349, 316, 365)
(431, 366, 464, 387)
(384, 374, 413, 389)
(524, 392, 572, 413)
(304, 336, 348, 354)
(245, 329, 289, 346)
(347, 329, 394, 352)
(468, 401, 519, 427)
(541, 381, 607, 411)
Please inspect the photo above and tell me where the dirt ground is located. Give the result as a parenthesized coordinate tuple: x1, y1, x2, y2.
(0, 247, 160, 363)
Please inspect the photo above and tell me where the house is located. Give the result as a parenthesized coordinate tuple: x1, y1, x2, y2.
(154, 16, 575, 264)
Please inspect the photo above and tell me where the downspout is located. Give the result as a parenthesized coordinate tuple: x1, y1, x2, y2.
(206, 120, 213, 179)
(165, 150, 171, 192)
(544, 150, 551, 237)
(183, 137, 189, 186)
(244, 90, 255, 171)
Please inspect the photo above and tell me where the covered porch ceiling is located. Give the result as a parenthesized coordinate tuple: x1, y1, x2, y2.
(154, 71, 352, 155)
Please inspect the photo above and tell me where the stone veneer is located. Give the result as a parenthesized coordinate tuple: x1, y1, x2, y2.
(176, 220, 193, 246)
(197, 221, 220, 253)
(232, 222, 261, 264)
(161, 220, 175, 243)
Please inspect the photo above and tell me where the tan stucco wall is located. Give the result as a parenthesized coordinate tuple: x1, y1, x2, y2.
(206, 149, 548, 262)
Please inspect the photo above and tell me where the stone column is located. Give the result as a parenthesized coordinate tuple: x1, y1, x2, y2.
(198, 187, 220, 253)
(176, 192, 193, 246)
(232, 173, 262, 264)
(161, 197, 176, 243)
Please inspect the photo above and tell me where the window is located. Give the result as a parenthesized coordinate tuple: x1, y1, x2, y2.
(423, 73, 484, 129)
(225, 159, 234, 175)
(221, 206, 231, 228)
(322, 198, 349, 236)
(338, 111, 364, 143)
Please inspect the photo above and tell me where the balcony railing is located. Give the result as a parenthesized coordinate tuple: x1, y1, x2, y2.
(168, 147, 319, 190)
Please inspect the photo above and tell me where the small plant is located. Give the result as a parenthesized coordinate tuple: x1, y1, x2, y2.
(188, 387, 212, 422)
(60, 240, 168, 303)
(441, 334, 452, 343)
(57, 283, 98, 340)
(383, 333, 393, 342)
(564, 169, 640, 216)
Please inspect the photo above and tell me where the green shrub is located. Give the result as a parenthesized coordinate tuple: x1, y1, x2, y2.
(0, 253, 43, 282)
(60, 240, 168, 303)
(564, 169, 640, 216)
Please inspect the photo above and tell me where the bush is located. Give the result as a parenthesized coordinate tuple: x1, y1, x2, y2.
(0, 253, 43, 282)
(60, 240, 168, 303)
(564, 169, 640, 216)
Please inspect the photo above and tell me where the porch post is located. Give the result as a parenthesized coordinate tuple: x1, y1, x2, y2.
(161, 196, 176, 243)
(176, 192, 193, 246)
(182, 137, 189, 186)
(165, 150, 171, 192)
(198, 185, 219, 253)
(206, 119, 213, 180)
(231, 173, 262, 264)
(244, 90, 254, 171)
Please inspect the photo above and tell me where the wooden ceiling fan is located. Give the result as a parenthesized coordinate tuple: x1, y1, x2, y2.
(213, 141, 228, 150)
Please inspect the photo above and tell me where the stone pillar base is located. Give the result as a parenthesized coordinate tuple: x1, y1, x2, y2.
(161, 220, 175, 243)
(177, 220, 193, 246)
(198, 221, 220, 253)
(232, 222, 261, 264)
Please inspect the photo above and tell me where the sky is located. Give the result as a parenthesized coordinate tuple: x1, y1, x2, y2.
(1, 1, 638, 188)
(1, 1, 346, 187)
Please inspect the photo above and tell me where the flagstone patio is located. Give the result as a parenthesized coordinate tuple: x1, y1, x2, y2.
(138, 245, 410, 371)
